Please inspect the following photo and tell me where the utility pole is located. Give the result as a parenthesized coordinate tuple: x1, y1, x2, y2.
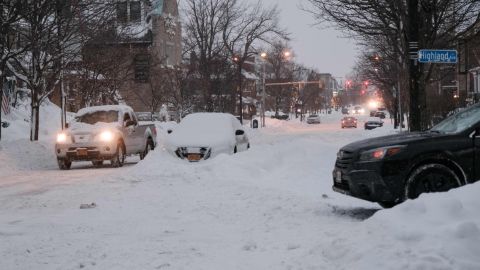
(408, 0, 421, 131)
(398, 80, 403, 133)
(262, 61, 266, 127)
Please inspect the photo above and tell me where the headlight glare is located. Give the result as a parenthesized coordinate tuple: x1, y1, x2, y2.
(99, 131, 114, 142)
(359, 146, 405, 161)
(57, 133, 68, 144)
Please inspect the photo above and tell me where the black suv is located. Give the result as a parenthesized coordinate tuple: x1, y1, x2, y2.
(333, 104, 480, 208)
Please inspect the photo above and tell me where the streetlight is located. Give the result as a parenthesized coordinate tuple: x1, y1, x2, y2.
(258, 50, 292, 127)
(260, 52, 268, 128)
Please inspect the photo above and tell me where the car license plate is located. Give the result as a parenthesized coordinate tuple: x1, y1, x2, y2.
(335, 171, 342, 183)
(77, 148, 88, 156)
(187, 154, 202, 161)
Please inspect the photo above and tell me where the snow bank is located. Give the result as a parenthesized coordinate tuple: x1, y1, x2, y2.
(1, 99, 62, 142)
(0, 99, 62, 175)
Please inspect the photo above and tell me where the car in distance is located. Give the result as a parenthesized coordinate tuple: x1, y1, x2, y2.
(341, 117, 357, 128)
(306, 114, 321, 124)
(333, 104, 480, 208)
(165, 113, 249, 162)
(364, 117, 384, 130)
(55, 105, 157, 170)
(353, 105, 365, 114)
(374, 111, 386, 119)
(271, 113, 289, 120)
(341, 107, 349, 114)
(369, 110, 377, 117)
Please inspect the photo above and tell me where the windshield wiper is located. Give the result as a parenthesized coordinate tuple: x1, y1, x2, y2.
(429, 130, 442, 134)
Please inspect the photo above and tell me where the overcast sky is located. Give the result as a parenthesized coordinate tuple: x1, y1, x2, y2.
(179, 0, 358, 80)
(261, 0, 358, 80)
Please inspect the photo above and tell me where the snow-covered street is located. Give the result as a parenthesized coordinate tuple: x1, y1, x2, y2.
(1, 113, 480, 270)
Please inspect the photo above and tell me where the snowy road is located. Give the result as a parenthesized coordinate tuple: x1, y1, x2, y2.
(1, 114, 480, 270)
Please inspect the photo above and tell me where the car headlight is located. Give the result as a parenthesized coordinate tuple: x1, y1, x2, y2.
(56, 133, 69, 144)
(359, 146, 405, 161)
(97, 131, 114, 142)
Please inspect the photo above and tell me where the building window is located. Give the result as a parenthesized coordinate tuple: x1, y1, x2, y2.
(134, 54, 150, 82)
(116, 2, 128, 23)
(165, 43, 175, 65)
(130, 2, 141, 22)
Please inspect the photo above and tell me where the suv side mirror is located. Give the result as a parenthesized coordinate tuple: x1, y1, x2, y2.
(235, 130, 245, 136)
(125, 120, 135, 127)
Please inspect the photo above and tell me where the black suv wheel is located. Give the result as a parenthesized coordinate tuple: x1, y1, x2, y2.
(405, 163, 461, 200)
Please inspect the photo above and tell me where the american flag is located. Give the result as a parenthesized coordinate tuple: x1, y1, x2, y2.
(1, 89, 10, 115)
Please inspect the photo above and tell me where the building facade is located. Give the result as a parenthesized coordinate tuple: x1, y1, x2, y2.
(54, 0, 182, 113)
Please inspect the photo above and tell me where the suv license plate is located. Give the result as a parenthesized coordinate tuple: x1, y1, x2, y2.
(335, 171, 342, 183)
(77, 148, 88, 156)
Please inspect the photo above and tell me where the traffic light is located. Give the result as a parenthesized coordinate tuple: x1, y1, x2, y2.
(345, 80, 352, 89)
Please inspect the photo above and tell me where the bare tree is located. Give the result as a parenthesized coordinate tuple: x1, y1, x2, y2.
(0, 0, 25, 140)
(263, 41, 294, 115)
(10, 0, 114, 140)
(183, 0, 231, 112)
(221, 0, 288, 122)
(306, 0, 480, 131)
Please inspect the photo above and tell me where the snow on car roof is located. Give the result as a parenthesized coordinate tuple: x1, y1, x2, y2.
(366, 117, 383, 122)
(166, 113, 240, 149)
(76, 105, 133, 117)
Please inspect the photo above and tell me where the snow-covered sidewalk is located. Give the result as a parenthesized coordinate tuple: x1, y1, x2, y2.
(1, 114, 479, 269)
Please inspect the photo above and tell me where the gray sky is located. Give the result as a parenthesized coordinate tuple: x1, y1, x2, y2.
(260, 0, 358, 79)
(179, 0, 358, 79)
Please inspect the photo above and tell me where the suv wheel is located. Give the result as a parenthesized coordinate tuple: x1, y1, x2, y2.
(57, 158, 72, 170)
(405, 163, 461, 200)
(378, 201, 398, 208)
(140, 139, 154, 160)
(111, 143, 125, 168)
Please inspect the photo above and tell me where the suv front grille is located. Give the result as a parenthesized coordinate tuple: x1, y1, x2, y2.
(335, 150, 355, 169)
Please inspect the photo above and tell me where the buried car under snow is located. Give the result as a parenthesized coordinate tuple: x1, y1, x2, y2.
(166, 113, 250, 161)
(55, 105, 157, 170)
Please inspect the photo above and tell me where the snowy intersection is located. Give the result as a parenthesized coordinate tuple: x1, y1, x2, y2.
(1, 114, 480, 270)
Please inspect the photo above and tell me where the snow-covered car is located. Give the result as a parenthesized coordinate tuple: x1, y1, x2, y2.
(55, 105, 157, 170)
(306, 114, 321, 124)
(165, 113, 250, 161)
(364, 117, 384, 130)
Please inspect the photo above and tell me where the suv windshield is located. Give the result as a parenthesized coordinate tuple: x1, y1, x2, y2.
(431, 105, 480, 134)
(75, 110, 119, 125)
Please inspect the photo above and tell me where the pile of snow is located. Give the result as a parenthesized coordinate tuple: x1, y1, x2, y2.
(0, 99, 62, 175)
(339, 184, 480, 269)
(1, 99, 62, 142)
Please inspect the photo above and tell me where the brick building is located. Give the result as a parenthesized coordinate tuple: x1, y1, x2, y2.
(54, 0, 182, 113)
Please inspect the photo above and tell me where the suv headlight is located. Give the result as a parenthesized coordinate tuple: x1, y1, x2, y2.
(56, 133, 70, 144)
(95, 131, 115, 142)
(359, 146, 405, 161)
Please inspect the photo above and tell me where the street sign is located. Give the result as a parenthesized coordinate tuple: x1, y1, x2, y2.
(418, 49, 457, 64)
